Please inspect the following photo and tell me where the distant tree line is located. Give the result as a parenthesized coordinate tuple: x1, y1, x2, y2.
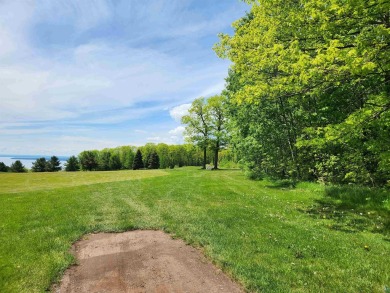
(31, 156, 62, 172)
(0, 160, 26, 173)
(0, 143, 236, 174)
(72, 143, 218, 172)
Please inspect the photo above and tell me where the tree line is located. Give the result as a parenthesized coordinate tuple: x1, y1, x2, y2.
(0, 156, 62, 173)
(0, 160, 26, 173)
(209, 0, 390, 186)
(0, 143, 237, 173)
(65, 143, 218, 172)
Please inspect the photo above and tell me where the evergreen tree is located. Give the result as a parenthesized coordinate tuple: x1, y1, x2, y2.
(148, 151, 160, 169)
(10, 160, 26, 173)
(0, 162, 9, 172)
(31, 157, 47, 172)
(46, 156, 62, 172)
(65, 156, 80, 171)
(132, 149, 144, 170)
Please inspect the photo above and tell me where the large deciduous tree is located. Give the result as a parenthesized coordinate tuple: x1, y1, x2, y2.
(182, 97, 211, 169)
(215, 0, 390, 185)
(207, 95, 227, 169)
(79, 151, 98, 171)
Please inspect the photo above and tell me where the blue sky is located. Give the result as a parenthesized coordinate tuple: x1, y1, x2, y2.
(0, 0, 248, 155)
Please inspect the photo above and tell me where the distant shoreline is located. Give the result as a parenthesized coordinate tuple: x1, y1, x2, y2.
(1, 155, 70, 160)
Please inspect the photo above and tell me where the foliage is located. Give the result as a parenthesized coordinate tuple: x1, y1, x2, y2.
(98, 150, 111, 171)
(77, 143, 211, 172)
(10, 160, 26, 173)
(78, 151, 99, 171)
(65, 156, 80, 172)
(147, 151, 160, 169)
(46, 156, 62, 172)
(181, 96, 229, 169)
(132, 149, 144, 170)
(207, 95, 228, 169)
(118, 146, 135, 169)
(182, 97, 212, 169)
(0, 162, 9, 172)
(31, 158, 48, 172)
(109, 153, 122, 170)
(215, 0, 390, 185)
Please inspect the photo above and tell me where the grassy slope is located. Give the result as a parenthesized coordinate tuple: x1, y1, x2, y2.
(0, 168, 389, 292)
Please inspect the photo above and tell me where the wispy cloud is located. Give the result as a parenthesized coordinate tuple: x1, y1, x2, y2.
(169, 104, 191, 122)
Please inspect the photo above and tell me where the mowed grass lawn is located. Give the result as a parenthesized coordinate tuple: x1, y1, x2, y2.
(0, 168, 389, 292)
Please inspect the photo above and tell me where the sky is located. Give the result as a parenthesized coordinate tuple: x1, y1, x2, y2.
(0, 0, 248, 156)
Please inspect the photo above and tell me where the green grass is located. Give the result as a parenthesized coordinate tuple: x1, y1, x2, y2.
(0, 168, 389, 292)
(0, 169, 168, 193)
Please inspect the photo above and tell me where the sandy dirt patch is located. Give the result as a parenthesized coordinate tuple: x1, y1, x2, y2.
(55, 230, 243, 293)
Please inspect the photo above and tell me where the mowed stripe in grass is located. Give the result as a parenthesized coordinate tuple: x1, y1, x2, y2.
(0, 167, 389, 292)
(0, 169, 168, 193)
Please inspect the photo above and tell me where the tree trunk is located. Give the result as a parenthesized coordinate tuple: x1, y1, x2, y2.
(202, 147, 207, 169)
(213, 140, 219, 170)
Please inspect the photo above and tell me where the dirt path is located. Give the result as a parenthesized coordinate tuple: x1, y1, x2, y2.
(55, 230, 243, 293)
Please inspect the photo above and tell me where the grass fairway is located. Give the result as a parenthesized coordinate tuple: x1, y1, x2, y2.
(0, 168, 389, 292)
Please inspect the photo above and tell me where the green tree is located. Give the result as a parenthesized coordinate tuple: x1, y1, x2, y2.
(98, 150, 111, 171)
(132, 149, 144, 170)
(140, 143, 157, 168)
(109, 153, 122, 170)
(148, 151, 160, 169)
(79, 151, 98, 171)
(10, 160, 26, 173)
(31, 157, 47, 172)
(118, 146, 135, 169)
(182, 97, 211, 169)
(46, 156, 62, 172)
(65, 156, 80, 172)
(0, 162, 9, 172)
(156, 143, 169, 169)
(215, 0, 390, 185)
(208, 95, 228, 169)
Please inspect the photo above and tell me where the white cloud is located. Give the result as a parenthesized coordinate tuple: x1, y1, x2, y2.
(169, 104, 191, 122)
(147, 136, 162, 142)
(169, 126, 185, 136)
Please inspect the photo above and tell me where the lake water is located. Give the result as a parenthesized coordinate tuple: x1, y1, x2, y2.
(0, 155, 69, 170)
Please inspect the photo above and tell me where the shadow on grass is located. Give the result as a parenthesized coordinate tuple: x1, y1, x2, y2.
(303, 185, 390, 236)
(265, 179, 297, 189)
